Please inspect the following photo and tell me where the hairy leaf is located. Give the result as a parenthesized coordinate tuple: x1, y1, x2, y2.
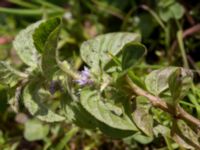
(23, 81, 65, 122)
(145, 67, 193, 96)
(61, 93, 98, 129)
(61, 89, 136, 138)
(80, 88, 138, 131)
(33, 17, 61, 53)
(13, 21, 41, 68)
(33, 17, 61, 78)
(0, 61, 26, 87)
(145, 67, 177, 95)
(80, 32, 141, 71)
(132, 96, 153, 137)
(171, 120, 200, 149)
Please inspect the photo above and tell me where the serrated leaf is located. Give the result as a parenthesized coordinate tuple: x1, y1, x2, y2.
(0, 61, 26, 87)
(23, 81, 65, 122)
(13, 21, 41, 68)
(80, 88, 138, 131)
(80, 32, 141, 72)
(132, 96, 153, 137)
(24, 119, 49, 141)
(33, 17, 61, 79)
(122, 42, 147, 70)
(171, 120, 200, 149)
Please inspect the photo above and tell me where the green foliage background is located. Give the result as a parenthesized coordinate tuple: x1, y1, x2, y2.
(0, 0, 200, 149)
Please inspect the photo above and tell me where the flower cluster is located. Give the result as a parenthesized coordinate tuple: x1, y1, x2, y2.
(75, 67, 93, 86)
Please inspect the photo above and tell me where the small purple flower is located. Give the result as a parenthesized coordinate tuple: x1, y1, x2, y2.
(75, 66, 93, 86)
(81, 66, 90, 77)
(49, 80, 63, 95)
(49, 81, 56, 95)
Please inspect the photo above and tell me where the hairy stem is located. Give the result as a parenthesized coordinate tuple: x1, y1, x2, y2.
(126, 76, 200, 128)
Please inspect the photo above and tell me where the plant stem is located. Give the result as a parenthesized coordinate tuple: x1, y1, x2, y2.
(0, 7, 64, 16)
(169, 24, 200, 63)
(8, 0, 38, 8)
(177, 30, 189, 68)
(126, 76, 200, 128)
(55, 127, 78, 150)
(56, 49, 80, 80)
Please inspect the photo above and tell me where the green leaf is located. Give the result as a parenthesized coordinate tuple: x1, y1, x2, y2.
(8, 86, 22, 113)
(80, 32, 141, 71)
(159, 7, 173, 22)
(132, 132, 153, 144)
(23, 81, 65, 122)
(124, 131, 153, 145)
(158, 0, 175, 7)
(170, 2, 184, 20)
(178, 68, 193, 98)
(80, 88, 138, 131)
(138, 14, 158, 38)
(168, 68, 182, 103)
(145, 67, 178, 96)
(60, 80, 99, 129)
(61, 89, 136, 138)
(153, 125, 171, 137)
(24, 119, 49, 141)
(145, 67, 193, 96)
(33, 17, 61, 78)
(171, 120, 200, 149)
(158, 2, 184, 22)
(168, 67, 193, 104)
(61, 93, 99, 129)
(122, 42, 146, 70)
(98, 122, 135, 138)
(132, 96, 153, 137)
(13, 21, 42, 68)
(33, 17, 61, 53)
(0, 61, 26, 87)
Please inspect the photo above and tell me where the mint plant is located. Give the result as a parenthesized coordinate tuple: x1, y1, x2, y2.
(1, 17, 200, 149)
